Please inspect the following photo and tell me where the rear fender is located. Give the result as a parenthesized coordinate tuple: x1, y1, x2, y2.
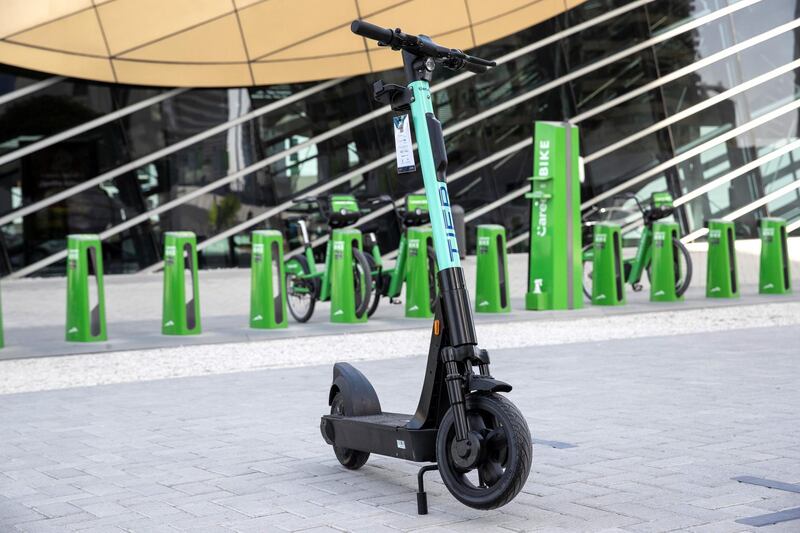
(328, 363, 382, 416)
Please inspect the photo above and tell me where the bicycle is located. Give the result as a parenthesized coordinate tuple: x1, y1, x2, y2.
(284, 194, 373, 323)
(581, 192, 693, 299)
(361, 193, 438, 317)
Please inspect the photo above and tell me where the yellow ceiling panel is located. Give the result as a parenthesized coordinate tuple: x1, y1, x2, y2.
(113, 59, 252, 87)
(8, 9, 108, 57)
(239, 0, 359, 59)
(466, 0, 543, 24)
(0, 40, 114, 81)
(0, 0, 587, 86)
(119, 14, 248, 63)
(96, 0, 232, 56)
(253, 53, 371, 85)
(262, 24, 363, 61)
(233, 0, 263, 8)
(0, 0, 91, 39)
(472, 0, 566, 45)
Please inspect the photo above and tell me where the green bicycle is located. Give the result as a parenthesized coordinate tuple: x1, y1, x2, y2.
(284, 194, 373, 322)
(362, 194, 438, 316)
(581, 192, 693, 299)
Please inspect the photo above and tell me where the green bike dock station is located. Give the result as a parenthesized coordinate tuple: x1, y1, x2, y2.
(525, 121, 583, 311)
(591, 223, 625, 306)
(475, 224, 510, 313)
(404, 226, 436, 318)
(250, 230, 288, 329)
(650, 222, 683, 302)
(330, 228, 368, 324)
(706, 220, 739, 299)
(759, 217, 792, 295)
(162, 231, 201, 335)
(66, 234, 107, 342)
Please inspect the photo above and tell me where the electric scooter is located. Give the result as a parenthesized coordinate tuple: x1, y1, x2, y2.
(320, 21, 532, 513)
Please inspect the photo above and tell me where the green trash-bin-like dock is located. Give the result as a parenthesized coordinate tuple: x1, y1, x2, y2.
(759, 217, 792, 295)
(706, 220, 738, 298)
(162, 231, 201, 336)
(250, 230, 288, 329)
(66, 234, 107, 342)
(475, 224, 510, 313)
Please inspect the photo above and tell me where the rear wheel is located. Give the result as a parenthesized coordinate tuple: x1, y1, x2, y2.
(436, 394, 532, 510)
(286, 256, 316, 323)
(330, 393, 369, 469)
(352, 248, 373, 319)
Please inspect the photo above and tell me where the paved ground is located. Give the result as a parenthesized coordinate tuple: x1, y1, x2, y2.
(2, 325, 800, 532)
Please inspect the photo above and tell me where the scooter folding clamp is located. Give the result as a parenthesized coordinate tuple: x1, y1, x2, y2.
(373, 80, 413, 111)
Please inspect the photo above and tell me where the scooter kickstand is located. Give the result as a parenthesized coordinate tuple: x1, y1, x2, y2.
(416, 464, 439, 515)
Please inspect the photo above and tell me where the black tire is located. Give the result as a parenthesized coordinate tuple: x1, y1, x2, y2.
(674, 239, 693, 296)
(581, 243, 593, 301)
(645, 240, 693, 296)
(364, 253, 382, 318)
(352, 248, 373, 319)
(436, 394, 532, 510)
(427, 245, 439, 311)
(330, 393, 369, 469)
(286, 255, 316, 323)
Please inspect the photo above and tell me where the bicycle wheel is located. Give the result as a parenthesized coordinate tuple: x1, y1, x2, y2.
(364, 253, 382, 318)
(286, 256, 317, 323)
(581, 243, 593, 301)
(351, 248, 373, 319)
(674, 239, 693, 296)
(646, 240, 693, 296)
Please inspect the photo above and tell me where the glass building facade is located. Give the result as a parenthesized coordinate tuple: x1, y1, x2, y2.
(1, 0, 799, 277)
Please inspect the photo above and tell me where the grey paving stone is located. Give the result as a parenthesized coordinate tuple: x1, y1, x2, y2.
(1, 326, 799, 532)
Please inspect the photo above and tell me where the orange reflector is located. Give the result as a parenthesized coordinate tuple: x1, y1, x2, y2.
(433, 319, 440, 336)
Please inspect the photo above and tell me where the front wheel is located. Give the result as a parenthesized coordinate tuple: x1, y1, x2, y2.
(286, 256, 317, 323)
(364, 253, 382, 318)
(436, 394, 532, 510)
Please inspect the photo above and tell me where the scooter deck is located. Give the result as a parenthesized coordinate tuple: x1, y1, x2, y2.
(321, 412, 437, 462)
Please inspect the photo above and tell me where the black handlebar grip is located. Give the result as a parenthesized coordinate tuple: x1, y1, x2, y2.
(351, 20, 394, 43)
(463, 62, 490, 74)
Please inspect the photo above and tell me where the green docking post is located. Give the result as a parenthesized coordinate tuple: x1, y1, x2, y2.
(706, 219, 738, 298)
(330, 228, 368, 324)
(650, 222, 683, 302)
(475, 224, 510, 313)
(66, 234, 107, 342)
(162, 231, 201, 335)
(405, 226, 436, 318)
(591, 223, 625, 306)
(759, 217, 791, 295)
(250, 230, 288, 329)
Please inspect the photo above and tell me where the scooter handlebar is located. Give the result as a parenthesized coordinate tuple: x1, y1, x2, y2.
(350, 20, 397, 45)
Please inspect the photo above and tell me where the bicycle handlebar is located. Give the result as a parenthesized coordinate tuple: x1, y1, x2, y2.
(351, 20, 496, 73)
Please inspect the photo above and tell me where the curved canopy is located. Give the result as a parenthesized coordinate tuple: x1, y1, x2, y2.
(0, 0, 584, 87)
